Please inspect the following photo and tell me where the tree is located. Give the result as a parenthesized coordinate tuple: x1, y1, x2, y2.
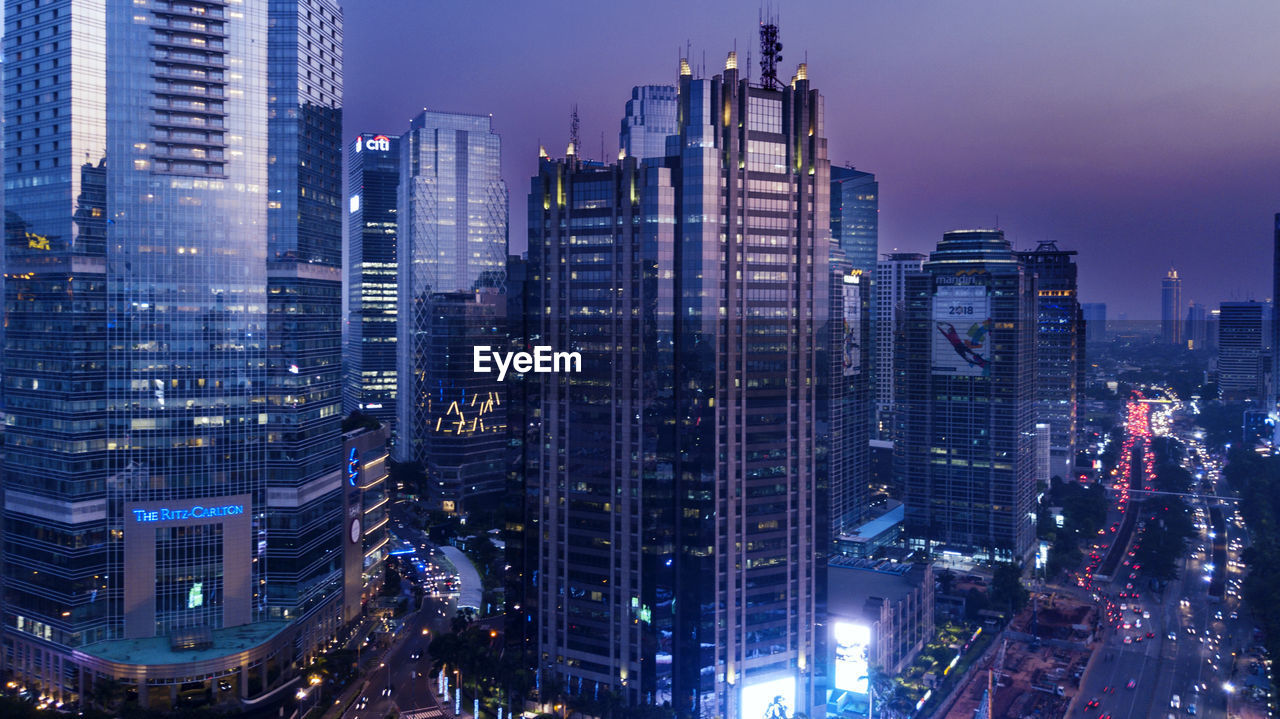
(990, 562, 1028, 615)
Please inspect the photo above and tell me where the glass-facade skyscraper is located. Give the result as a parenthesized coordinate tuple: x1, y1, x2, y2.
(2, 1, 348, 707)
(619, 84, 677, 161)
(1017, 241, 1081, 481)
(344, 132, 401, 430)
(896, 230, 1038, 564)
(396, 111, 507, 468)
(527, 52, 828, 719)
(1162, 267, 1183, 345)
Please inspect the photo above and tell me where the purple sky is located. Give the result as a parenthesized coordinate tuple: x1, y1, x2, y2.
(344, 1, 1280, 320)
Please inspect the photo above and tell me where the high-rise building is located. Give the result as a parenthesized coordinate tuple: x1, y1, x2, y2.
(526, 50, 828, 718)
(419, 290, 507, 515)
(1162, 267, 1183, 345)
(2, 1, 348, 707)
(1017, 241, 1081, 480)
(874, 253, 926, 436)
(396, 111, 507, 468)
(825, 248, 872, 537)
(619, 85, 677, 161)
(896, 230, 1038, 564)
(1186, 302, 1208, 350)
(344, 133, 401, 430)
(1273, 213, 1280, 409)
(830, 167, 878, 278)
(1081, 302, 1107, 346)
(1218, 301, 1269, 401)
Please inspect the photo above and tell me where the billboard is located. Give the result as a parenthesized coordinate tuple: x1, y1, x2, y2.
(833, 621, 872, 695)
(842, 273, 862, 376)
(741, 675, 796, 719)
(932, 285, 991, 376)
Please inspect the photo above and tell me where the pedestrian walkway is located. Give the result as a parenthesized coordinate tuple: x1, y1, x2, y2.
(402, 707, 447, 719)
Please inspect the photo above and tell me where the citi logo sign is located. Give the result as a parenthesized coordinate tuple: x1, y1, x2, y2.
(473, 345, 582, 382)
(364, 135, 391, 152)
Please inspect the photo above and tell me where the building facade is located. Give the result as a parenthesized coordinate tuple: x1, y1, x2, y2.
(344, 132, 401, 430)
(396, 110, 507, 466)
(1081, 302, 1106, 346)
(896, 230, 1038, 564)
(874, 253, 926, 437)
(1218, 301, 1269, 401)
(1017, 241, 1081, 480)
(1, 1, 348, 707)
(1162, 268, 1183, 345)
(527, 52, 828, 719)
(619, 84, 677, 161)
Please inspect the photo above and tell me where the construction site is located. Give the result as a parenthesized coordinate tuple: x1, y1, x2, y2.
(944, 591, 1099, 718)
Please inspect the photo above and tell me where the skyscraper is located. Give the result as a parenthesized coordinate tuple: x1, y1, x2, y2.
(1017, 241, 1081, 481)
(1162, 267, 1183, 345)
(874, 252, 927, 436)
(830, 167, 878, 278)
(1081, 302, 1107, 346)
(1186, 302, 1208, 350)
(396, 110, 507, 468)
(527, 50, 828, 718)
(1218, 301, 1269, 401)
(2, 1, 348, 707)
(344, 132, 401, 430)
(897, 230, 1038, 563)
(619, 84, 678, 161)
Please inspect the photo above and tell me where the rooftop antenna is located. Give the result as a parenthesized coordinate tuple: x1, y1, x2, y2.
(759, 7, 783, 88)
(568, 105, 580, 157)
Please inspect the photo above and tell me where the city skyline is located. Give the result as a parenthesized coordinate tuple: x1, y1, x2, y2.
(341, 0, 1280, 320)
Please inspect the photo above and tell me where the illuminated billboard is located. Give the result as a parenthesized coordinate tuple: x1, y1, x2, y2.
(842, 273, 862, 376)
(833, 621, 872, 695)
(931, 284, 991, 377)
(741, 675, 795, 719)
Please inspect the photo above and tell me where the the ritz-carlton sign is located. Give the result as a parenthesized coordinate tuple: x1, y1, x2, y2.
(131, 503, 246, 523)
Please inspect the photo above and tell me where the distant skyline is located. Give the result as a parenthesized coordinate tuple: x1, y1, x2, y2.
(342, 1, 1280, 320)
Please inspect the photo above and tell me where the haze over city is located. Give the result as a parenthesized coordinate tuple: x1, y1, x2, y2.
(340, 0, 1280, 320)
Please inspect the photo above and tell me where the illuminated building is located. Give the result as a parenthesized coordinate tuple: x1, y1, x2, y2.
(341, 422, 391, 622)
(896, 230, 1038, 563)
(2, 1, 349, 707)
(1016, 241, 1082, 480)
(345, 132, 401, 431)
(1081, 302, 1106, 345)
(1162, 267, 1183, 345)
(527, 46, 828, 718)
(420, 290, 507, 515)
(619, 85, 677, 160)
(395, 110, 507, 467)
(826, 559, 934, 717)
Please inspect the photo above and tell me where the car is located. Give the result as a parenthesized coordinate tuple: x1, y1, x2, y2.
(1085, 698, 1100, 710)
(1123, 635, 1132, 644)
(1187, 703, 1197, 715)
(1168, 631, 1177, 641)
(1126, 679, 1137, 690)
(1146, 631, 1155, 638)
(1134, 634, 1144, 642)
(1171, 694, 1181, 709)
(381, 686, 393, 697)
(1102, 685, 1113, 694)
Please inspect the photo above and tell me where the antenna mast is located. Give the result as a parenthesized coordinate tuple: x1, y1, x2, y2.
(759, 8, 783, 88)
(568, 105, 580, 156)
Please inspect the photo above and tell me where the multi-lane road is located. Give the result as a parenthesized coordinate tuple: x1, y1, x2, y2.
(1075, 400, 1262, 719)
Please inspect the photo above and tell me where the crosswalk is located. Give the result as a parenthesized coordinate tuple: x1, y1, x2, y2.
(401, 706, 448, 719)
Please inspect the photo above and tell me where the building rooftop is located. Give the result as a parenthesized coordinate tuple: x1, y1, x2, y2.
(828, 556, 929, 607)
(76, 620, 289, 667)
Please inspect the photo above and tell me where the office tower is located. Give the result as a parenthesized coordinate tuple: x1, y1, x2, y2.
(265, 0, 346, 641)
(874, 253, 927, 436)
(344, 133, 401, 430)
(1273, 214, 1280, 409)
(1162, 267, 1183, 345)
(1186, 302, 1208, 350)
(1081, 302, 1106, 346)
(619, 84, 677, 160)
(419, 290, 507, 515)
(1218, 301, 1269, 401)
(1017, 241, 1081, 480)
(824, 244, 871, 543)
(830, 167, 878, 278)
(896, 230, 1038, 564)
(396, 110, 508, 469)
(2, 1, 347, 707)
(527, 50, 828, 718)
(341, 420, 391, 624)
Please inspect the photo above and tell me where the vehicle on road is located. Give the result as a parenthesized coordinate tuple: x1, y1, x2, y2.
(1170, 694, 1180, 709)
(1126, 678, 1136, 690)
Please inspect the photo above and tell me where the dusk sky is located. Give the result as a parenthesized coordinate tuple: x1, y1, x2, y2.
(344, 1, 1280, 320)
